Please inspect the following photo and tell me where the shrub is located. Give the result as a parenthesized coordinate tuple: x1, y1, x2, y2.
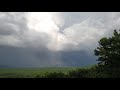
(68, 69, 91, 78)
(44, 72, 66, 78)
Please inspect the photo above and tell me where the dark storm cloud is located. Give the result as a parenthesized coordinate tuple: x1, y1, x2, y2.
(0, 45, 63, 67)
(60, 50, 97, 66)
(0, 45, 96, 67)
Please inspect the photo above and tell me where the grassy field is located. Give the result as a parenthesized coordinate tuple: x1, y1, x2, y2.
(0, 67, 78, 78)
(0, 66, 119, 78)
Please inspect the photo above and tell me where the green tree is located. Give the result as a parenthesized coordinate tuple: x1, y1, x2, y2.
(94, 30, 120, 68)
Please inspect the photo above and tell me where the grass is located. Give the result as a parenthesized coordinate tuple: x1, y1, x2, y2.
(0, 67, 77, 78)
(0, 66, 119, 78)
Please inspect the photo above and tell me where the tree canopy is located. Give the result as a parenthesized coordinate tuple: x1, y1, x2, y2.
(94, 30, 120, 68)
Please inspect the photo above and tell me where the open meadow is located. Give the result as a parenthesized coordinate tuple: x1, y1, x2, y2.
(0, 67, 78, 78)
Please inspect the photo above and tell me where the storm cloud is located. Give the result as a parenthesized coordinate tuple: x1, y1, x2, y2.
(0, 12, 120, 67)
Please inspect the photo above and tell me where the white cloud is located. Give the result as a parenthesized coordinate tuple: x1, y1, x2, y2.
(0, 12, 120, 52)
(57, 19, 104, 51)
(55, 12, 120, 52)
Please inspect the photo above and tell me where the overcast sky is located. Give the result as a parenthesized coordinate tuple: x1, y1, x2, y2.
(0, 12, 120, 67)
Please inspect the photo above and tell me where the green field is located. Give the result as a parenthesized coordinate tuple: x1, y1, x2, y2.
(0, 66, 120, 78)
(0, 67, 78, 78)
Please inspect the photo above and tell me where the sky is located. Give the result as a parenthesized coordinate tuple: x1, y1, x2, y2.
(0, 12, 120, 67)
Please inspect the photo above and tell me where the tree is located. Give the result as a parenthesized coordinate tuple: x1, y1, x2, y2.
(94, 30, 120, 68)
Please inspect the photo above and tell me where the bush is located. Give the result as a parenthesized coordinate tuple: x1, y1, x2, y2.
(68, 69, 91, 78)
(35, 65, 120, 78)
(44, 72, 66, 78)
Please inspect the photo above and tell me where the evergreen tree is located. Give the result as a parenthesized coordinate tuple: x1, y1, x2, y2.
(94, 30, 120, 67)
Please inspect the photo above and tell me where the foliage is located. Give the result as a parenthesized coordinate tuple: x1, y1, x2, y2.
(94, 30, 120, 67)
(44, 72, 66, 78)
(0, 66, 120, 78)
(68, 68, 91, 78)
